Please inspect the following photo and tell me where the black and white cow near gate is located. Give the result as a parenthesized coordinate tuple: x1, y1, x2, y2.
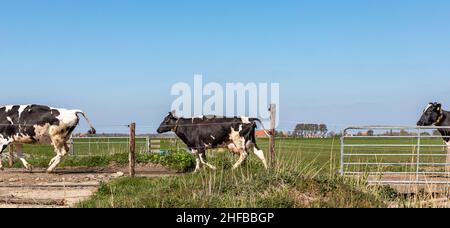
(0, 105, 96, 173)
(417, 102, 450, 173)
(157, 112, 269, 172)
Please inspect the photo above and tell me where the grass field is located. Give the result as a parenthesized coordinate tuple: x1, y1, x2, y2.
(3, 136, 449, 208)
(4, 136, 449, 175)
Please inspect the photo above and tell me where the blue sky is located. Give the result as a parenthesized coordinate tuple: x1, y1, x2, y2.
(1, 0, 450, 133)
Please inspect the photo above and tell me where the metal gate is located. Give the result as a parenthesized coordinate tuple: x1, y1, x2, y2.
(340, 126, 450, 185)
(68, 136, 181, 156)
(68, 136, 150, 156)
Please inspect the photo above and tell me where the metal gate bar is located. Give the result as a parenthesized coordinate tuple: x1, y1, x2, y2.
(340, 125, 450, 185)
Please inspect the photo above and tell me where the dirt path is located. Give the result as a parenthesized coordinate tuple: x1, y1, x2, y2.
(0, 165, 179, 208)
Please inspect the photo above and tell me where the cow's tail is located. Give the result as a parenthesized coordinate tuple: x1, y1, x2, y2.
(250, 118, 271, 137)
(75, 110, 97, 135)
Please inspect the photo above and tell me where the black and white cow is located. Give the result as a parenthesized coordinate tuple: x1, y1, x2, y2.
(417, 102, 450, 173)
(157, 112, 269, 172)
(0, 104, 96, 173)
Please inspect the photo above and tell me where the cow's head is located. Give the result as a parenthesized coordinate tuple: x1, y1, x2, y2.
(417, 102, 444, 126)
(157, 111, 178, 134)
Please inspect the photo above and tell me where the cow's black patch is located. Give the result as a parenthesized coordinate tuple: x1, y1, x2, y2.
(0, 105, 61, 142)
(66, 120, 79, 137)
(158, 114, 262, 154)
(0, 144, 7, 153)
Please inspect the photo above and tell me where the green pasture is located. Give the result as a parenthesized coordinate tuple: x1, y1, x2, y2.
(4, 136, 449, 175)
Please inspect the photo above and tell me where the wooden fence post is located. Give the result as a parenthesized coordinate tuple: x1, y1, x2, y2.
(269, 104, 277, 169)
(129, 123, 136, 178)
(8, 145, 14, 167)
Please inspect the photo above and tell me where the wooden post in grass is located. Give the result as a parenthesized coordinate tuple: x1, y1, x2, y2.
(269, 104, 277, 169)
(129, 123, 136, 178)
(8, 145, 14, 167)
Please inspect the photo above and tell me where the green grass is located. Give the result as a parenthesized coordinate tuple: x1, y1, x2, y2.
(2, 137, 192, 171)
(78, 153, 387, 208)
(5, 136, 448, 175)
(2, 150, 195, 173)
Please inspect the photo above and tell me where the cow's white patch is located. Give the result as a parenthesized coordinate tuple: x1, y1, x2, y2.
(6, 117, 13, 125)
(227, 143, 240, 154)
(253, 148, 268, 169)
(229, 127, 245, 151)
(241, 116, 251, 124)
(18, 105, 28, 119)
(34, 124, 53, 144)
(4, 105, 13, 112)
(229, 127, 240, 141)
(12, 133, 33, 144)
(191, 116, 205, 123)
(211, 135, 216, 140)
(55, 108, 79, 126)
(0, 135, 10, 145)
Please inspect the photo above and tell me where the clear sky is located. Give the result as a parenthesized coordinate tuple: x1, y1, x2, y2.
(1, 0, 449, 133)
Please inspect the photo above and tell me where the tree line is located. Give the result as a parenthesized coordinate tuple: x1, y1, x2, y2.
(292, 123, 328, 138)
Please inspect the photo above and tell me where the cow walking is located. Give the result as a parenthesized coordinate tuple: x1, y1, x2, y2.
(157, 112, 269, 172)
(417, 102, 450, 174)
(0, 105, 96, 173)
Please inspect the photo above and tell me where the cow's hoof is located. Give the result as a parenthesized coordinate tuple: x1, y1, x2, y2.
(46, 169, 55, 174)
(26, 164, 33, 173)
(0, 167, 4, 171)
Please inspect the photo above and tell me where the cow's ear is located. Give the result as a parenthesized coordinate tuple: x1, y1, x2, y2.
(436, 103, 442, 111)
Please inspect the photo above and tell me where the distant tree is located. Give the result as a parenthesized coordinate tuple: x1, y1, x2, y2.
(293, 123, 328, 138)
(319, 124, 328, 137)
(275, 131, 286, 137)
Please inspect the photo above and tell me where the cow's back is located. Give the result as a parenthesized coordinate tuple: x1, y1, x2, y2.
(177, 117, 255, 148)
(0, 105, 67, 144)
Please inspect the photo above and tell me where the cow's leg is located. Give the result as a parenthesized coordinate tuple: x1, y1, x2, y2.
(227, 143, 240, 155)
(198, 148, 216, 170)
(47, 142, 69, 173)
(15, 144, 33, 171)
(0, 143, 9, 171)
(246, 141, 268, 170)
(232, 150, 248, 170)
(191, 149, 202, 172)
(231, 137, 249, 170)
